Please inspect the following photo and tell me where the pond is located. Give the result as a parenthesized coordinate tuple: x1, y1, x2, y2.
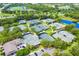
(60, 19, 79, 28)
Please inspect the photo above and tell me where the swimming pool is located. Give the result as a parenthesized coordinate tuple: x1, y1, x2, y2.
(75, 23, 79, 28)
(60, 19, 79, 28)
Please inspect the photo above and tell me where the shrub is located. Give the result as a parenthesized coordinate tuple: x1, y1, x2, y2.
(52, 38, 70, 50)
(68, 42, 79, 56)
(61, 50, 73, 56)
(40, 39, 53, 48)
(42, 52, 51, 56)
(16, 48, 30, 56)
(52, 48, 61, 56)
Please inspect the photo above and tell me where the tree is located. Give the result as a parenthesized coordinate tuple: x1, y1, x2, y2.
(52, 26, 56, 31)
(0, 48, 4, 56)
(26, 22, 32, 32)
(55, 17, 61, 22)
(52, 49, 61, 56)
(70, 28, 79, 36)
(52, 38, 70, 49)
(61, 50, 73, 56)
(0, 27, 22, 44)
(65, 24, 75, 31)
(45, 28, 53, 35)
(16, 47, 30, 56)
(42, 52, 51, 56)
(40, 39, 53, 48)
(16, 44, 37, 56)
(10, 27, 22, 38)
(26, 44, 37, 51)
(67, 42, 79, 56)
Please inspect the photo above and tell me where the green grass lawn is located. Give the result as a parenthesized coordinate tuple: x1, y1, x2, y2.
(0, 13, 15, 17)
(8, 6, 26, 11)
(61, 16, 78, 22)
(45, 29, 53, 35)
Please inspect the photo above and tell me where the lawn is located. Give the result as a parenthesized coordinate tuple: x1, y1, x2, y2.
(45, 29, 53, 35)
(0, 13, 15, 17)
(61, 16, 78, 22)
(7, 6, 26, 11)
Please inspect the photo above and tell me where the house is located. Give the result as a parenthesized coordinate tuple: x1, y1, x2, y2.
(50, 22, 64, 29)
(34, 50, 43, 56)
(23, 33, 40, 46)
(28, 48, 55, 56)
(28, 48, 44, 56)
(22, 32, 32, 36)
(52, 31, 75, 42)
(42, 18, 55, 23)
(39, 33, 54, 41)
(17, 25, 26, 30)
(31, 24, 49, 32)
(19, 20, 26, 24)
(3, 39, 23, 56)
(0, 26, 4, 32)
(27, 20, 40, 26)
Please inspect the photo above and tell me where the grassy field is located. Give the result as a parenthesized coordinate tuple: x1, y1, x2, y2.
(45, 29, 53, 35)
(7, 6, 26, 11)
(0, 13, 15, 17)
(61, 16, 78, 22)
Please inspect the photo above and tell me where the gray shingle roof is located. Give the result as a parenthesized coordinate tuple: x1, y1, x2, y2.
(42, 18, 55, 23)
(0, 26, 4, 32)
(17, 25, 26, 30)
(50, 22, 63, 29)
(19, 20, 26, 24)
(27, 20, 40, 25)
(23, 34, 40, 45)
(52, 31, 75, 42)
(32, 24, 48, 32)
(39, 33, 54, 41)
